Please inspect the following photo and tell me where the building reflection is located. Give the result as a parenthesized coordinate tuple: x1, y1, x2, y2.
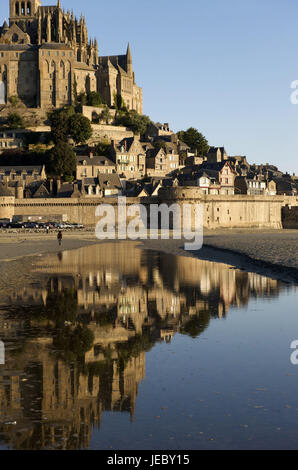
(0, 242, 287, 449)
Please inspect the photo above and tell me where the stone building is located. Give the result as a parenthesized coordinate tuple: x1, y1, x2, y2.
(98, 44, 143, 114)
(76, 153, 116, 180)
(0, 0, 142, 112)
(0, 164, 46, 183)
(111, 137, 146, 179)
(0, 129, 24, 150)
(207, 146, 228, 163)
(146, 146, 179, 178)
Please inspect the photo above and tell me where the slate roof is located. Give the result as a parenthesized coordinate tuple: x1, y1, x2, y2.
(98, 173, 122, 191)
(0, 165, 44, 175)
(76, 155, 115, 167)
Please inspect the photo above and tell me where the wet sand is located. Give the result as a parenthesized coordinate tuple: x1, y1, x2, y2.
(0, 229, 297, 296)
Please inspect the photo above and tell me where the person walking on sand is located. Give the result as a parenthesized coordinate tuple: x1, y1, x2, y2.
(57, 230, 63, 246)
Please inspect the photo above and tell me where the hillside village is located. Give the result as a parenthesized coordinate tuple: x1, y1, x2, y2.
(0, 105, 297, 201)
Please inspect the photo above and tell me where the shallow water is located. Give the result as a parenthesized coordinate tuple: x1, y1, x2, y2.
(0, 242, 297, 450)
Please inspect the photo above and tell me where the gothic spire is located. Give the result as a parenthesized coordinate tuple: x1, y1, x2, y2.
(126, 43, 132, 63)
(126, 43, 133, 75)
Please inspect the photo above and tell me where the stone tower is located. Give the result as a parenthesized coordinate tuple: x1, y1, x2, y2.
(9, 0, 41, 25)
(0, 0, 142, 113)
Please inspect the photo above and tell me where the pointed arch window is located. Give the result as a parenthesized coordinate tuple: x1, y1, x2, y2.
(27, 2, 31, 15)
(21, 2, 25, 15)
(60, 60, 65, 79)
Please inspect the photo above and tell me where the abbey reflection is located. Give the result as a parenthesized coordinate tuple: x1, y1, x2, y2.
(0, 243, 285, 449)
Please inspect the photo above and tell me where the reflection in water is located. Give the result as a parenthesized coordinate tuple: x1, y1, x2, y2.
(0, 243, 290, 449)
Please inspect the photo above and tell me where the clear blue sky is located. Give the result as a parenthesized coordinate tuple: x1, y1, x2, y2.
(1, 0, 298, 174)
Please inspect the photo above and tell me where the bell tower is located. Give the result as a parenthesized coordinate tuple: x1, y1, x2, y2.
(9, 1, 41, 24)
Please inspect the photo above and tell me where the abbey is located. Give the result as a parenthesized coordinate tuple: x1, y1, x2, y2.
(0, 0, 143, 112)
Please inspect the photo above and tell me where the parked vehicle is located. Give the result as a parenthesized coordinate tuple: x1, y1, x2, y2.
(7, 223, 25, 229)
(23, 222, 39, 229)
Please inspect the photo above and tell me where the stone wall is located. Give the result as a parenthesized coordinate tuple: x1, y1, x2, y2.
(81, 106, 116, 123)
(282, 205, 298, 229)
(158, 188, 298, 230)
(0, 191, 297, 230)
(13, 197, 142, 226)
(0, 196, 15, 220)
(88, 124, 134, 144)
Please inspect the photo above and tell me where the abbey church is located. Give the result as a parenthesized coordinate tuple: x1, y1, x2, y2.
(0, 0, 143, 113)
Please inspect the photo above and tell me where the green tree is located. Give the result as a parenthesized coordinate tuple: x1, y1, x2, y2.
(45, 289, 78, 325)
(68, 113, 93, 144)
(87, 91, 102, 106)
(54, 324, 94, 363)
(113, 93, 127, 111)
(7, 112, 24, 129)
(100, 106, 112, 124)
(73, 77, 78, 106)
(153, 140, 167, 151)
(48, 106, 75, 143)
(116, 110, 151, 135)
(46, 141, 76, 181)
(77, 92, 87, 105)
(180, 311, 210, 338)
(95, 139, 112, 157)
(177, 127, 209, 156)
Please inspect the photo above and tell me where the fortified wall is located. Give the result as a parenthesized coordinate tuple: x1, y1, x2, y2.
(282, 205, 298, 229)
(158, 188, 298, 229)
(0, 190, 297, 229)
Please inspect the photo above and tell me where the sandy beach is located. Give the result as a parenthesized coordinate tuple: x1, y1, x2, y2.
(0, 229, 297, 296)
